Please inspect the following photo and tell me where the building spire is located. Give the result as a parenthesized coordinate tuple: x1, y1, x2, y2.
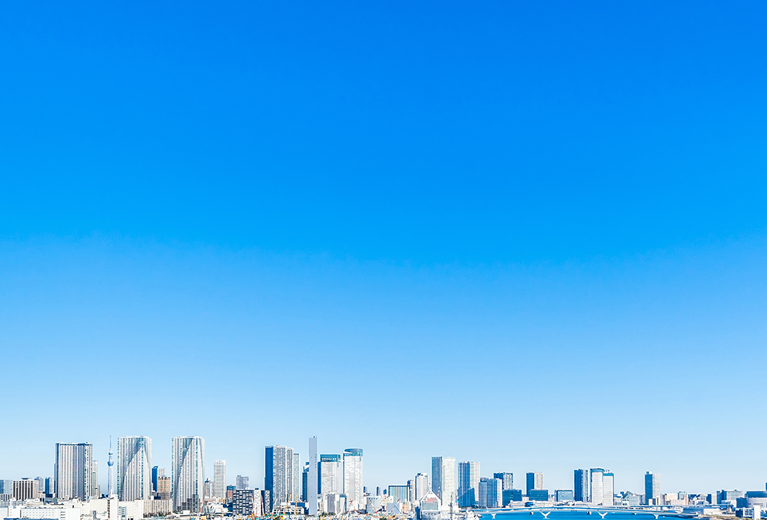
(107, 435, 114, 497)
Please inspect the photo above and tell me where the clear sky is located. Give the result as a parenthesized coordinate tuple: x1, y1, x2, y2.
(1, 0, 766, 496)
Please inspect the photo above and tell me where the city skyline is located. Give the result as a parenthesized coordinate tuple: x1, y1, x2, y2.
(2, 0, 767, 505)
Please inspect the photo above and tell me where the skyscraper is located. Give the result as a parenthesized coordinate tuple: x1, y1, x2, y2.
(590, 469, 604, 505)
(645, 472, 660, 505)
(308, 437, 318, 516)
(319, 454, 342, 496)
(478, 478, 502, 508)
(91, 460, 99, 498)
(458, 461, 480, 508)
(265, 445, 294, 507)
(172, 436, 205, 512)
(431, 457, 456, 510)
(214, 461, 226, 498)
(236, 475, 249, 490)
(602, 472, 614, 506)
(574, 469, 589, 502)
(526, 473, 543, 496)
(493, 473, 513, 491)
(414, 473, 430, 502)
(152, 466, 165, 494)
(292, 453, 301, 502)
(107, 437, 114, 497)
(54, 442, 94, 500)
(343, 448, 363, 510)
(117, 436, 152, 501)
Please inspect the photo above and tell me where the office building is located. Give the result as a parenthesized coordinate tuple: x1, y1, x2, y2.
(157, 476, 171, 500)
(54, 442, 95, 500)
(603, 472, 614, 506)
(645, 472, 660, 505)
(590, 469, 604, 505)
(308, 437, 318, 516)
(13, 479, 39, 500)
(478, 478, 502, 508)
(213, 460, 226, 498)
(236, 475, 249, 490)
(493, 473, 513, 491)
(232, 489, 262, 516)
(343, 448, 364, 510)
(432, 457, 456, 510)
(526, 473, 543, 496)
(319, 454, 343, 500)
(172, 436, 205, 512)
(117, 436, 152, 501)
(91, 460, 99, 498)
(152, 466, 164, 494)
(414, 473, 430, 501)
(265, 445, 294, 506)
(529, 489, 550, 501)
(556, 490, 574, 502)
(458, 461, 480, 508)
(262, 489, 272, 514)
(389, 485, 410, 502)
(574, 470, 589, 503)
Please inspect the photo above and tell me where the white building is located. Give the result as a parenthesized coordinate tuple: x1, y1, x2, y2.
(54, 443, 94, 500)
(603, 472, 614, 506)
(432, 457, 456, 511)
(117, 437, 152, 501)
(414, 473, 430, 502)
(319, 454, 342, 511)
(213, 461, 226, 499)
(265, 445, 294, 506)
(172, 436, 205, 512)
(343, 449, 363, 510)
(292, 453, 301, 502)
(590, 469, 604, 505)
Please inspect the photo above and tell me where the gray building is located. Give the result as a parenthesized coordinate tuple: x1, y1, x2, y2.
(389, 485, 410, 502)
(236, 475, 249, 490)
(556, 490, 574, 502)
(478, 478, 502, 508)
(493, 473, 513, 491)
(232, 489, 263, 516)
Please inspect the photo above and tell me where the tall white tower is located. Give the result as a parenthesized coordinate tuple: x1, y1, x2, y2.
(117, 436, 152, 501)
(107, 437, 114, 497)
(308, 437, 318, 516)
(342, 449, 363, 511)
(213, 461, 226, 498)
(172, 436, 205, 512)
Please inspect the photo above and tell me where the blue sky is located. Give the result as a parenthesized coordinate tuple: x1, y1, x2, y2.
(1, 0, 766, 495)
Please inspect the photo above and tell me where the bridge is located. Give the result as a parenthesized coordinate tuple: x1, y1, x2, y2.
(473, 506, 697, 520)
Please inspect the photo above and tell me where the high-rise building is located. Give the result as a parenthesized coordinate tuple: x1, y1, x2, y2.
(645, 472, 660, 505)
(13, 479, 39, 501)
(493, 473, 513, 491)
(458, 461, 480, 508)
(172, 436, 205, 512)
(478, 478, 502, 508)
(54, 443, 94, 500)
(574, 470, 589, 502)
(232, 489, 262, 516)
(117, 436, 152, 501)
(292, 453, 301, 502)
(157, 476, 171, 500)
(91, 460, 99, 498)
(308, 437, 318, 516)
(236, 475, 249, 490)
(414, 473, 430, 501)
(343, 448, 363, 510)
(107, 437, 115, 497)
(265, 445, 294, 507)
(319, 454, 343, 504)
(526, 473, 543, 496)
(152, 466, 165, 494)
(388, 485, 410, 502)
(603, 472, 614, 506)
(590, 469, 604, 505)
(214, 461, 226, 498)
(431, 457, 456, 510)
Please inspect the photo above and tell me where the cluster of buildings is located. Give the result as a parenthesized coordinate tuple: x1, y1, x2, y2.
(1, 437, 766, 520)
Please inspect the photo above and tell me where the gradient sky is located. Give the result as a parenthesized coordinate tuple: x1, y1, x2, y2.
(2, 0, 767, 497)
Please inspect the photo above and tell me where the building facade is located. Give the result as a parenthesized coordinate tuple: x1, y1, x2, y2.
(414, 473, 430, 501)
(526, 473, 543, 496)
(213, 460, 226, 498)
(574, 469, 589, 503)
(431, 457, 456, 510)
(645, 472, 660, 505)
(172, 436, 205, 512)
(478, 478, 502, 508)
(343, 448, 363, 510)
(55, 442, 94, 500)
(458, 461, 480, 508)
(117, 436, 152, 501)
(265, 445, 294, 506)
